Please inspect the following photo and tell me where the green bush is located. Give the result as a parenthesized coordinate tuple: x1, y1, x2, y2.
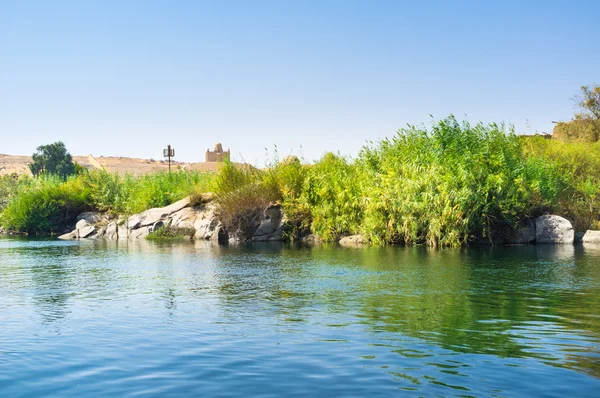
(521, 137, 600, 230)
(1, 175, 90, 234)
(299, 153, 362, 241)
(1, 170, 215, 233)
(211, 161, 281, 240)
(83, 169, 215, 215)
(552, 119, 600, 143)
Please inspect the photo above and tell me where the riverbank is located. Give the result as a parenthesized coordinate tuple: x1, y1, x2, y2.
(2, 117, 600, 246)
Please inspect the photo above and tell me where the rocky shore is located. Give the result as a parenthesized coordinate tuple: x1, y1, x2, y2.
(58, 194, 287, 243)
(53, 194, 600, 249)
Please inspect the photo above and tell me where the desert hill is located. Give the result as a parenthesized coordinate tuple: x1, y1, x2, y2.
(0, 154, 235, 177)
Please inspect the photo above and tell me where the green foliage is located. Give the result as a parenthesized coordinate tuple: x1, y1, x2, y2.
(552, 119, 600, 143)
(5, 115, 600, 242)
(206, 116, 600, 245)
(0, 175, 31, 212)
(521, 137, 600, 230)
(354, 118, 540, 246)
(85, 170, 214, 215)
(1, 170, 215, 233)
(574, 84, 600, 120)
(147, 225, 196, 240)
(300, 153, 362, 241)
(210, 161, 281, 240)
(1, 175, 90, 234)
(29, 141, 77, 179)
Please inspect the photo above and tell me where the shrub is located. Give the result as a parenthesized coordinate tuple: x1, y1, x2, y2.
(354, 117, 538, 246)
(211, 161, 281, 240)
(1, 175, 90, 234)
(147, 225, 196, 240)
(300, 153, 362, 241)
(552, 119, 600, 143)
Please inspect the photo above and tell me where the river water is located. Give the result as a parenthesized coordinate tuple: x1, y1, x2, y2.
(1, 238, 599, 397)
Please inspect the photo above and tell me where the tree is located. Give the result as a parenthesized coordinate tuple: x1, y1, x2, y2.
(554, 84, 600, 142)
(574, 84, 600, 120)
(29, 141, 76, 179)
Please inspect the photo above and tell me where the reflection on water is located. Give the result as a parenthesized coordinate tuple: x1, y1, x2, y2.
(0, 237, 599, 396)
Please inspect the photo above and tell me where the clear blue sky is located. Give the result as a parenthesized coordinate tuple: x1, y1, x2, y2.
(1, 0, 599, 164)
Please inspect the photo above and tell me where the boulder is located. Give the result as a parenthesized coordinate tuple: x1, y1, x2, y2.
(170, 207, 197, 229)
(128, 196, 192, 230)
(130, 227, 150, 239)
(117, 220, 129, 240)
(339, 234, 366, 246)
(302, 234, 323, 245)
(193, 204, 220, 240)
(582, 230, 600, 244)
(77, 212, 102, 225)
(535, 215, 574, 244)
(252, 204, 286, 242)
(75, 219, 88, 230)
(58, 231, 77, 240)
(77, 225, 96, 239)
(105, 221, 118, 240)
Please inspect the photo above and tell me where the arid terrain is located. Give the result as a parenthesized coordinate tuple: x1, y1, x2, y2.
(0, 154, 229, 176)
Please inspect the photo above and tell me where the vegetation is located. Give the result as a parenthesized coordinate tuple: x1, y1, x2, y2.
(3, 112, 600, 244)
(29, 141, 77, 179)
(210, 116, 600, 246)
(0, 175, 90, 234)
(0, 170, 215, 234)
(146, 225, 196, 240)
(553, 84, 600, 143)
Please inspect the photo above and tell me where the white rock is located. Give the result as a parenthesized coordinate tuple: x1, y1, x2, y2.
(339, 234, 366, 246)
(535, 215, 574, 244)
(582, 230, 600, 243)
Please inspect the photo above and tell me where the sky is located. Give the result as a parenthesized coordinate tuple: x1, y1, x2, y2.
(1, 0, 599, 165)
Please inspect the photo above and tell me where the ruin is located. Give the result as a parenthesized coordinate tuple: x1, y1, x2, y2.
(205, 143, 230, 162)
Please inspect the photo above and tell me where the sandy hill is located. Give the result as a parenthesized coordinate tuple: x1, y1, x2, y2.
(0, 154, 238, 177)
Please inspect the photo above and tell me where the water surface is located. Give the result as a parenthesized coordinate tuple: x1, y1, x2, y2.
(1, 238, 599, 397)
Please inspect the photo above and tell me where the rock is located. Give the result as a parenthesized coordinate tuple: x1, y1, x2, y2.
(536, 215, 574, 244)
(105, 221, 118, 239)
(89, 227, 106, 240)
(130, 227, 150, 239)
(75, 219, 88, 230)
(302, 234, 323, 245)
(582, 230, 600, 243)
(194, 204, 220, 240)
(77, 212, 102, 225)
(170, 207, 197, 229)
(117, 220, 129, 240)
(58, 231, 77, 240)
(339, 234, 366, 246)
(128, 197, 192, 230)
(252, 204, 286, 242)
(77, 225, 96, 239)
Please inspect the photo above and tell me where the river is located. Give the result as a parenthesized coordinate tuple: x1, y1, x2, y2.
(1, 238, 599, 397)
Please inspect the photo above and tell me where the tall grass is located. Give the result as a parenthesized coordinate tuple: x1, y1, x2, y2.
(1, 170, 215, 233)
(1, 175, 90, 234)
(85, 169, 214, 215)
(210, 116, 599, 246)
(4, 116, 600, 241)
(521, 137, 600, 230)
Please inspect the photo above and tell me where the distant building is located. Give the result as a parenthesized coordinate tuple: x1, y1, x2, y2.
(206, 143, 230, 162)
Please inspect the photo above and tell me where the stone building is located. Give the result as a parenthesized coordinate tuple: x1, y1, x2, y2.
(205, 143, 230, 162)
